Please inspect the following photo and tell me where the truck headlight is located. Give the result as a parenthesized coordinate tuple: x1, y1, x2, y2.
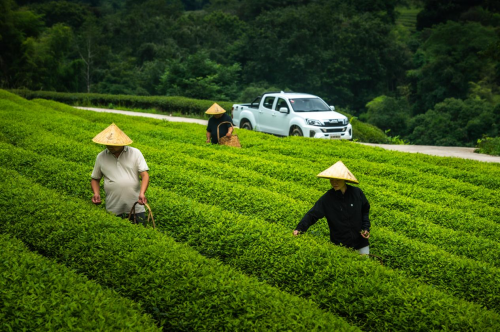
(306, 119, 323, 126)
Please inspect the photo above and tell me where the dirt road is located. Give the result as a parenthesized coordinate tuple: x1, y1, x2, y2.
(76, 107, 500, 163)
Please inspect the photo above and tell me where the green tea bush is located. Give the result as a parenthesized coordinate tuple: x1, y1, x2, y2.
(351, 116, 389, 143)
(2, 129, 500, 323)
(476, 136, 500, 156)
(2, 95, 500, 313)
(0, 234, 160, 332)
(2, 150, 500, 330)
(0, 167, 355, 332)
(2, 90, 500, 329)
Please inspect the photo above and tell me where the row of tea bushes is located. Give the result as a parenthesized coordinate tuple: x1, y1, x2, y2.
(9, 89, 234, 117)
(2, 99, 500, 311)
(0, 234, 160, 332)
(2, 139, 500, 323)
(366, 175, 499, 224)
(0, 167, 355, 331)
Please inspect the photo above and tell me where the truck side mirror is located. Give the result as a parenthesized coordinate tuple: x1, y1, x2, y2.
(329, 105, 335, 111)
(279, 107, 289, 114)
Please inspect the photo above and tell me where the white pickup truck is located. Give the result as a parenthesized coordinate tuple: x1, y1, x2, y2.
(232, 91, 352, 139)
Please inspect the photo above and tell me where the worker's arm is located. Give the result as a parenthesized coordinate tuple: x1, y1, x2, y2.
(138, 171, 149, 205)
(293, 197, 325, 236)
(206, 131, 211, 143)
(91, 178, 102, 204)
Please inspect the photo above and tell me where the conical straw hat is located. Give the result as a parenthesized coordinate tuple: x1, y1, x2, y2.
(317, 161, 359, 184)
(92, 123, 133, 146)
(205, 103, 226, 115)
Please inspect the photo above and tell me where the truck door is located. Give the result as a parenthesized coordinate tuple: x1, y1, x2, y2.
(258, 96, 276, 133)
(269, 98, 290, 136)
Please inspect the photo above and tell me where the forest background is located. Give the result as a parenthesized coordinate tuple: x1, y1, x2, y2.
(1, 0, 500, 148)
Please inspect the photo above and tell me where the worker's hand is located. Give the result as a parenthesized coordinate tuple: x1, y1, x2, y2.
(206, 139, 210, 143)
(225, 132, 232, 137)
(360, 230, 370, 239)
(293, 230, 301, 236)
(138, 194, 147, 205)
(92, 194, 101, 205)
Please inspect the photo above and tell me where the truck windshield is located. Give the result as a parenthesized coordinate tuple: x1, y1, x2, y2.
(289, 98, 331, 112)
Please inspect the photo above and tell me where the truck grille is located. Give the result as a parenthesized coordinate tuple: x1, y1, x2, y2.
(321, 119, 345, 127)
(320, 128, 346, 133)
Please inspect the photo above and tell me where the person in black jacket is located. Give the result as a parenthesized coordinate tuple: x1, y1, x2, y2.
(205, 103, 233, 144)
(293, 161, 371, 254)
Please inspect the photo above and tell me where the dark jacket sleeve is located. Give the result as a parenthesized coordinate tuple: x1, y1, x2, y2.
(224, 114, 234, 128)
(206, 118, 212, 133)
(295, 196, 326, 232)
(360, 189, 371, 231)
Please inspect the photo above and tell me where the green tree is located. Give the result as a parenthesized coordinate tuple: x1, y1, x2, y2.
(171, 10, 247, 65)
(76, 17, 108, 92)
(416, 0, 500, 30)
(158, 50, 241, 100)
(30, 1, 92, 30)
(236, 2, 409, 111)
(406, 97, 498, 146)
(409, 21, 499, 114)
(95, 55, 150, 95)
(102, 0, 182, 63)
(362, 95, 411, 136)
(22, 23, 78, 91)
(0, 0, 45, 88)
(181, 0, 209, 11)
(226, 0, 397, 23)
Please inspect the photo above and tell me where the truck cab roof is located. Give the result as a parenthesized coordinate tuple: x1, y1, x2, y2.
(261, 91, 318, 99)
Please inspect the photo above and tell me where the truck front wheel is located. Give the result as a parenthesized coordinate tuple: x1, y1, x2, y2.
(290, 127, 303, 137)
(241, 120, 253, 131)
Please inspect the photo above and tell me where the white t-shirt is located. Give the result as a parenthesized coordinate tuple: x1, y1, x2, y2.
(91, 146, 149, 215)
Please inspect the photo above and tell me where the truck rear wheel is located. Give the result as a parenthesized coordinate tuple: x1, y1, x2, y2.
(241, 120, 253, 131)
(290, 127, 303, 137)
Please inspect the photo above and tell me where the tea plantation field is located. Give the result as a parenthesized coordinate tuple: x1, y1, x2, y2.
(1, 90, 499, 331)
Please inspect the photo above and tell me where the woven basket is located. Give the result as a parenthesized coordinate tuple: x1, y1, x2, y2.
(217, 121, 241, 148)
(129, 202, 155, 228)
